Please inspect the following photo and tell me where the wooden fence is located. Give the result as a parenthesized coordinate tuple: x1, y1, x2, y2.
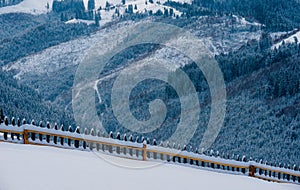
(0, 116, 299, 185)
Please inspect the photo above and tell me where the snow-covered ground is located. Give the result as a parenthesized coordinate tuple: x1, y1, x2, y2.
(232, 15, 262, 27)
(0, 0, 186, 26)
(84, 0, 185, 26)
(0, 142, 298, 190)
(0, 0, 53, 15)
(272, 31, 300, 49)
(83, 0, 192, 10)
(65, 18, 95, 25)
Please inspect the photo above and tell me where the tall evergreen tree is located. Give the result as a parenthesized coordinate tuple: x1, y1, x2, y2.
(95, 12, 100, 27)
(88, 0, 95, 10)
(127, 4, 133, 14)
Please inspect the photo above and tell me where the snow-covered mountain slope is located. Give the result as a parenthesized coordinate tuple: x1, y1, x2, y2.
(0, 0, 52, 15)
(2, 17, 261, 111)
(3, 20, 134, 79)
(80, 0, 187, 26)
(272, 30, 300, 49)
(0, 0, 186, 26)
(0, 142, 297, 190)
(3, 17, 261, 80)
(83, 0, 192, 10)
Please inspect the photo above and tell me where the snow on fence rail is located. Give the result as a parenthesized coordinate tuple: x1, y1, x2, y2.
(0, 116, 300, 185)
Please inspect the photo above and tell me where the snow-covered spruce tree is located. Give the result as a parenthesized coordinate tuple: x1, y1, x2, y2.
(152, 139, 157, 159)
(166, 141, 171, 148)
(105, 1, 110, 10)
(172, 143, 176, 149)
(82, 128, 88, 149)
(128, 135, 133, 156)
(74, 127, 80, 148)
(38, 121, 43, 141)
(60, 125, 65, 146)
(67, 126, 73, 146)
(52, 123, 58, 144)
(10, 117, 16, 140)
(122, 134, 128, 154)
(96, 137, 101, 151)
(291, 165, 297, 181)
(15, 118, 21, 140)
(287, 164, 291, 181)
(46, 122, 50, 129)
(83, 128, 88, 135)
(116, 132, 121, 154)
(89, 128, 95, 150)
(182, 145, 187, 163)
(109, 131, 113, 138)
(30, 120, 36, 141)
(129, 135, 133, 142)
(116, 132, 121, 140)
(11, 117, 15, 126)
(97, 130, 101, 137)
(4, 116, 8, 126)
(46, 122, 51, 143)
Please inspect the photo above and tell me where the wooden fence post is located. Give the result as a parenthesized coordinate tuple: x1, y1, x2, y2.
(249, 165, 255, 177)
(24, 129, 29, 144)
(142, 144, 147, 161)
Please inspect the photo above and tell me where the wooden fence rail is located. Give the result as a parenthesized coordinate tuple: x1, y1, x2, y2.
(0, 118, 299, 185)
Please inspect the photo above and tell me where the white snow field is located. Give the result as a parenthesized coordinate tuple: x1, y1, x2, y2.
(0, 0, 185, 25)
(272, 31, 300, 49)
(81, 0, 185, 26)
(0, 142, 298, 190)
(0, 0, 53, 15)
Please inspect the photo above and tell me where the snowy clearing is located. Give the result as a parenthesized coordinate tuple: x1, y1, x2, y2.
(232, 15, 262, 27)
(0, 0, 186, 26)
(65, 18, 95, 25)
(0, 0, 53, 15)
(83, 0, 185, 26)
(0, 142, 298, 190)
(83, 0, 192, 10)
(272, 31, 300, 49)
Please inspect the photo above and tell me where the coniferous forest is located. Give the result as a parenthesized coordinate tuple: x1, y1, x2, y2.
(0, 0, 299, 165)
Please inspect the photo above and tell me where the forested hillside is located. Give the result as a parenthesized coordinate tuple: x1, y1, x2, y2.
(0, 69, 74, 126)
(0, 13, 96, 66)
(211, 39, 300, 164)
(93, 38, 300, 164)
(167, 0, 300, 31)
